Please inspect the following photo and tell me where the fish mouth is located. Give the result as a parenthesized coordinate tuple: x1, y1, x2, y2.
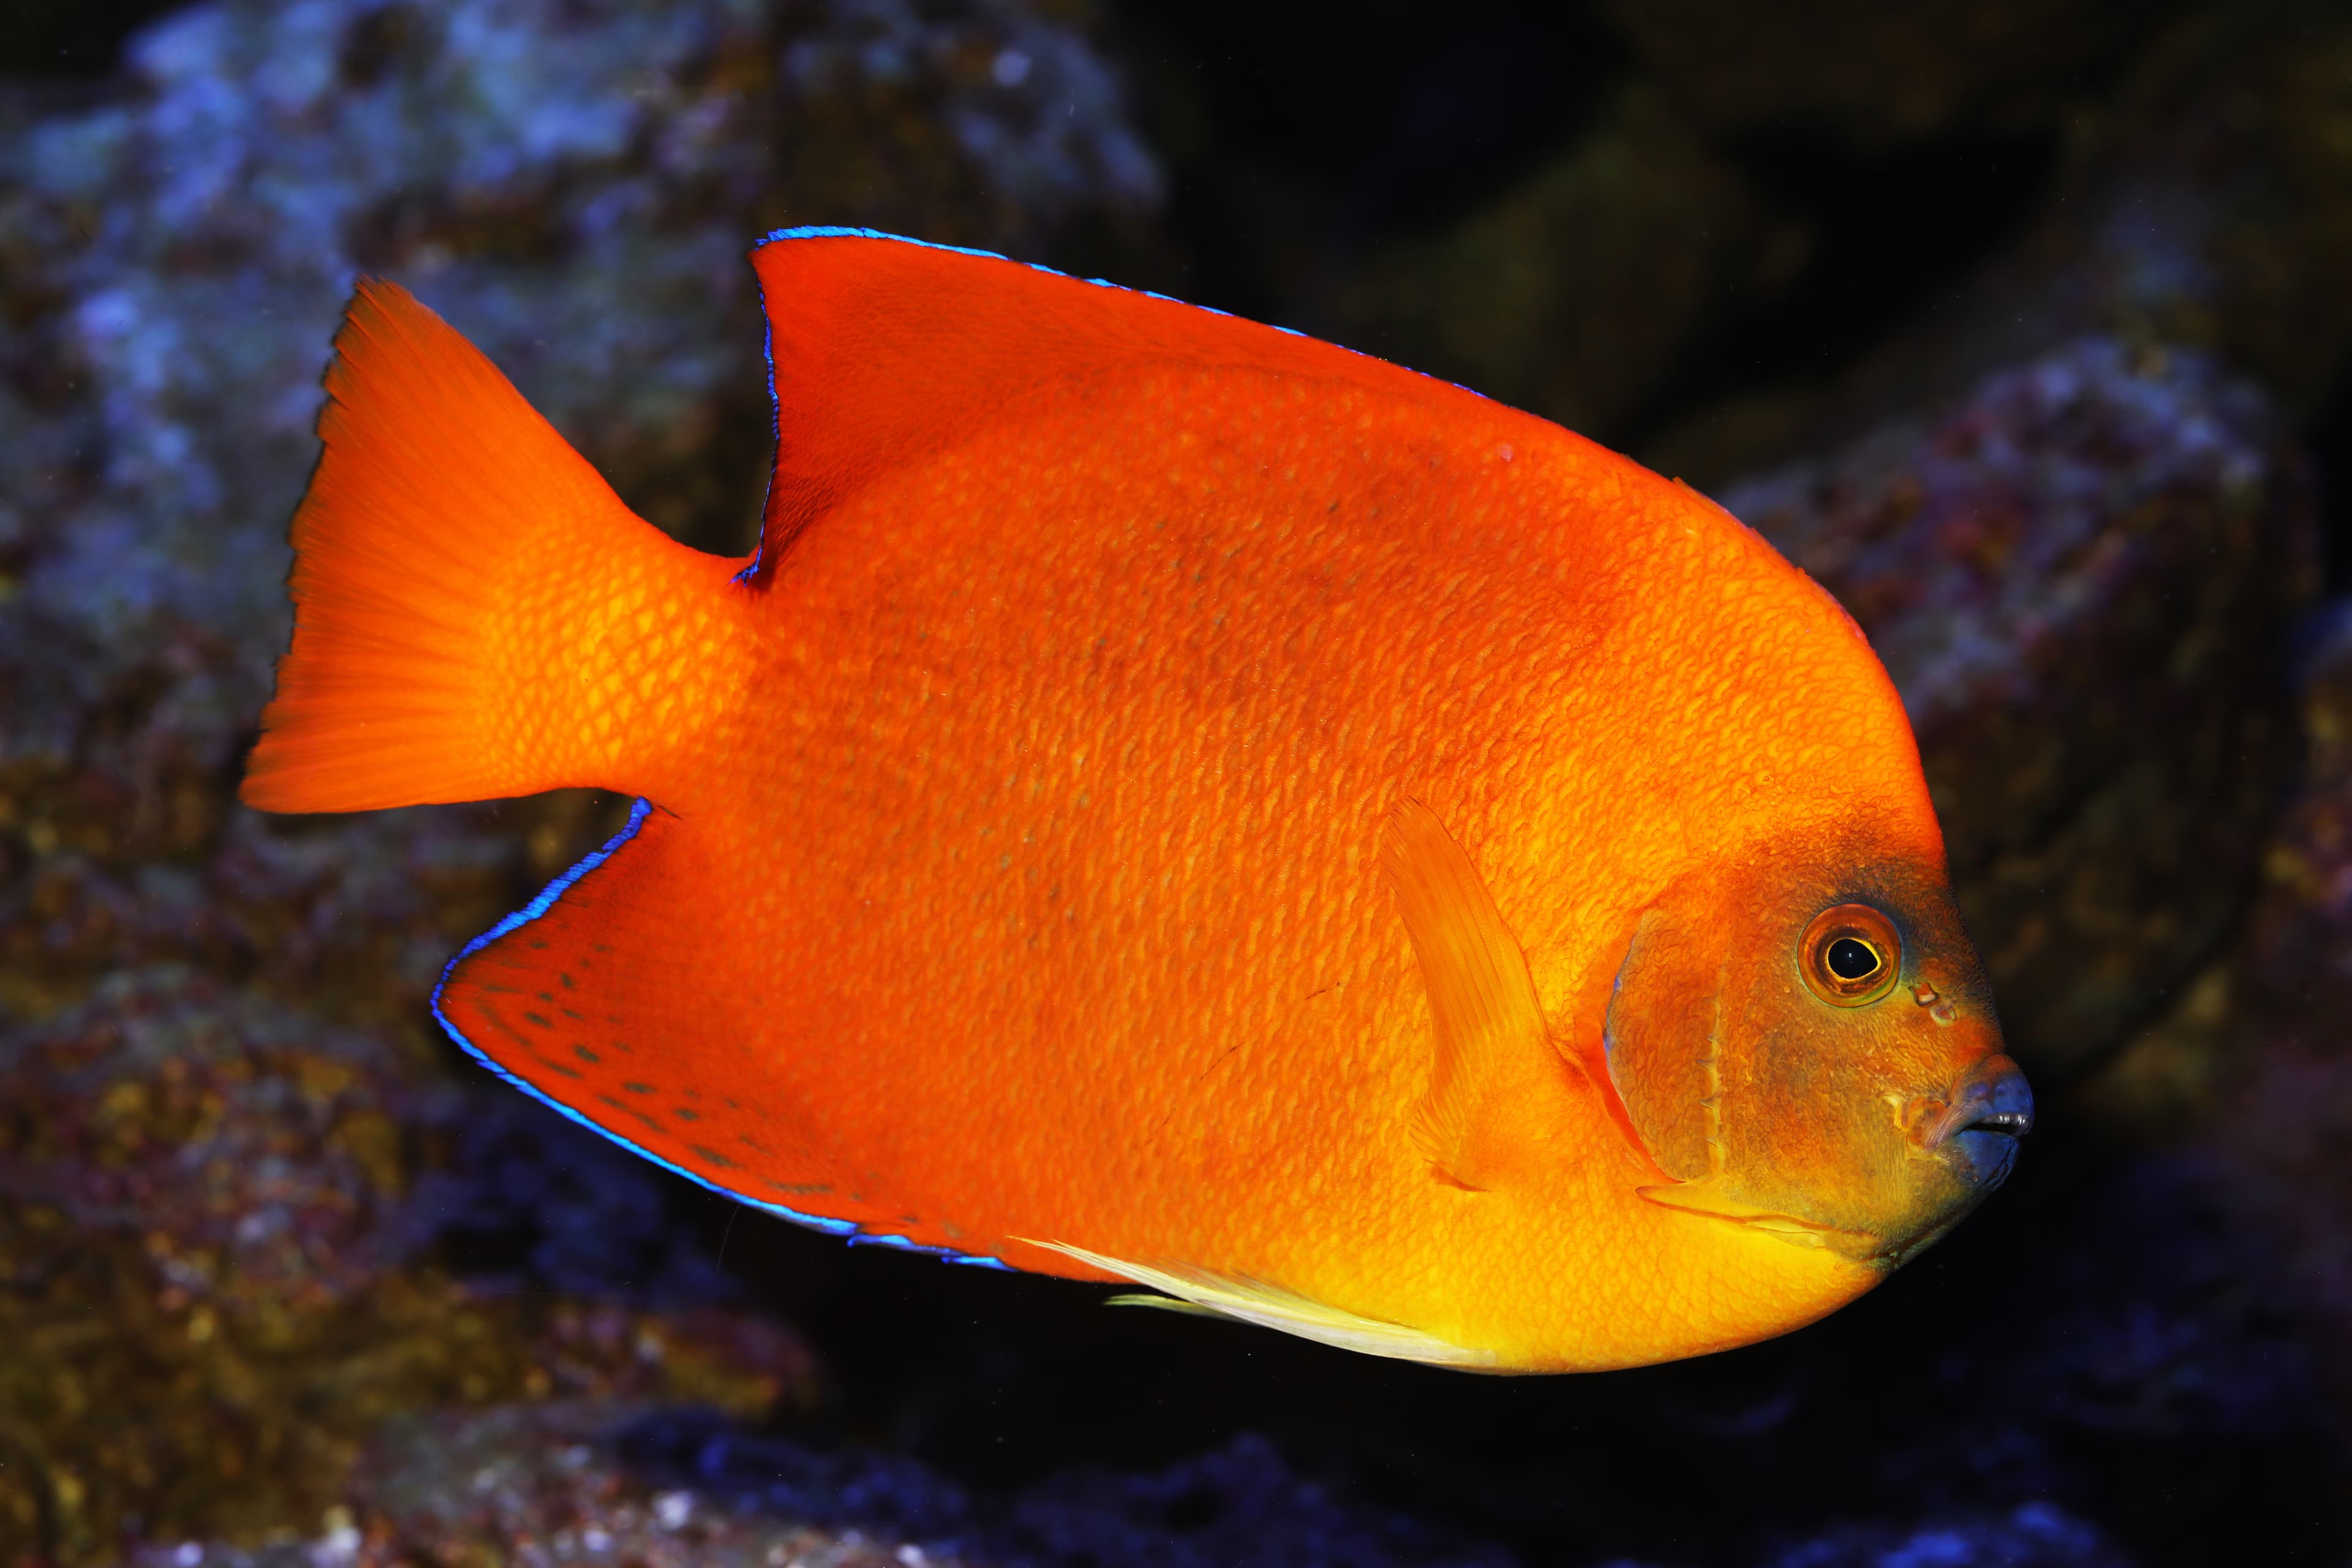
(1913, 1053, 2034, 1191)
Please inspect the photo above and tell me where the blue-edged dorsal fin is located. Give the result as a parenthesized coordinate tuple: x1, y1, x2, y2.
(744, 229, 1483, 575)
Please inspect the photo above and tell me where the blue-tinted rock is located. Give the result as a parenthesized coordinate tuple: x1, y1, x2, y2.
(1762, 1501, 2131, 1568)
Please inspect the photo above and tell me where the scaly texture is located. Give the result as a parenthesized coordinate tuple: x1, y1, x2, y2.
(258, 236, 2003, 1372)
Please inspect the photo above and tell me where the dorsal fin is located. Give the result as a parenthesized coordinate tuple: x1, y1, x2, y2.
(1379, 799, 1565, 1191)
(744, 228, 1477, 575)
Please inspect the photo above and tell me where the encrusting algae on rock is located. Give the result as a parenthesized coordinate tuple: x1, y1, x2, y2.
(241, 230, 2032, 1373)
(0, 967, 817, 1561)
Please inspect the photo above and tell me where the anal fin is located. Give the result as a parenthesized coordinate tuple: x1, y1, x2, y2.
(434, 802, 1008, 1267)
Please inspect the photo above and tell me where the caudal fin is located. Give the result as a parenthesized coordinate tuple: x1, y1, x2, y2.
(243, 279, 736, 814)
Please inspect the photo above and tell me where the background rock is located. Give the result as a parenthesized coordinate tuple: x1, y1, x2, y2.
(1725, 339, 2313, 1078)
(1639, 0, 2352, 489)
(2084, 605, 2352, 1408)
(138, 1405, 1516, 1568)
(1320, 81, 1792, 440)
(1594, 0, 2193, 146)
(0, 0, 1161, 1557)
(0, 966, 818, 1558)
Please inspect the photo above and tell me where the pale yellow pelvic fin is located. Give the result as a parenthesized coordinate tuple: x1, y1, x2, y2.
(1379, 798, 1559, 1190)
(1636, 1180, 1871, 1251)
(1027, 1240, 1499, 1368)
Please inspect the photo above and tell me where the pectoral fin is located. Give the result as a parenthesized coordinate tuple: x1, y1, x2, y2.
(1379, 799, 1561, 1190)
(1027, 1240, 1498, 1368)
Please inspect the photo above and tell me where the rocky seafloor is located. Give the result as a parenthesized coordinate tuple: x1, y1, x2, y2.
(3, 0, 2351, 1564)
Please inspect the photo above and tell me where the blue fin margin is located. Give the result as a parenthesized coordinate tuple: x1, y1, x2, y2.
(429, 795, 1012, 1270)
(731, 225, 1417, 581)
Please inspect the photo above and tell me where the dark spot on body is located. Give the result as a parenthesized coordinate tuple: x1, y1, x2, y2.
(529, 1053, 582, 1080)
(522, 1011, 554, 1028)
(574, 1044, 602, 1065)
(690, 1144, 739, 1169)
(621, 1080, 657, 1095)
(674, 1107, 701, 1122)
(595, 1093, 665, 1134)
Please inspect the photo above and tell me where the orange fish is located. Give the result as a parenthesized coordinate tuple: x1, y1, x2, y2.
(243, 229, 2031, 1373)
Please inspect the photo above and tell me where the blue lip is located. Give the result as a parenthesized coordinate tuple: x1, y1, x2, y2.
(1972, 1063, 2037, 1133)
(1932, 1056, 2033, 1191)
(1948, 1126, 2024, 1191)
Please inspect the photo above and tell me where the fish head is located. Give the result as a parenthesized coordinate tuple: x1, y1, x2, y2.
(1602, 821, 2027, 1267)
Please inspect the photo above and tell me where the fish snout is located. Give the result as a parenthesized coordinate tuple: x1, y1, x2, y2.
(1907, 1054, 2034, 1189)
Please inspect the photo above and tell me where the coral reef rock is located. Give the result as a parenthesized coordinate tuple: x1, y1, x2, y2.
(2089, 598, 2352, 1406)
(0, 965, 816, 1561)
(1722, 337, 2313, 1079)
(1324, 80, 1792, 439)
(1597, 0, 2190, 145)
(1735, 1, 2352, 469)
(1755, 1502, 2133, 1568)
(135, 1407, 1515, 1568)
(0, 0, 1161, 1558)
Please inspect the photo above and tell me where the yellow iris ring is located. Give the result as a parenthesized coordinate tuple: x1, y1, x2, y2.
(1799, 903, 1902, 1007)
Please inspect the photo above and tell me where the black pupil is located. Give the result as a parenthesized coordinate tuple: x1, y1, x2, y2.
(1825, 937, 1881, 982)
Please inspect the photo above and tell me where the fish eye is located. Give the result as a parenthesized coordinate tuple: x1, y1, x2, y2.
(1799, 903, 1902, 1007)
(1826, 937, 1879, 979)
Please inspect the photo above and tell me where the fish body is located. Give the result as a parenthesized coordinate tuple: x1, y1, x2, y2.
(243, 231, 2029, 1372)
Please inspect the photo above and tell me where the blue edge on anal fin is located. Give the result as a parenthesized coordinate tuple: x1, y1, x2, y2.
(429, 796, 1012, 1270)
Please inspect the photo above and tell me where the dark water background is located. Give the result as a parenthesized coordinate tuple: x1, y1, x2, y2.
(3, 1, 2351, 1564)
